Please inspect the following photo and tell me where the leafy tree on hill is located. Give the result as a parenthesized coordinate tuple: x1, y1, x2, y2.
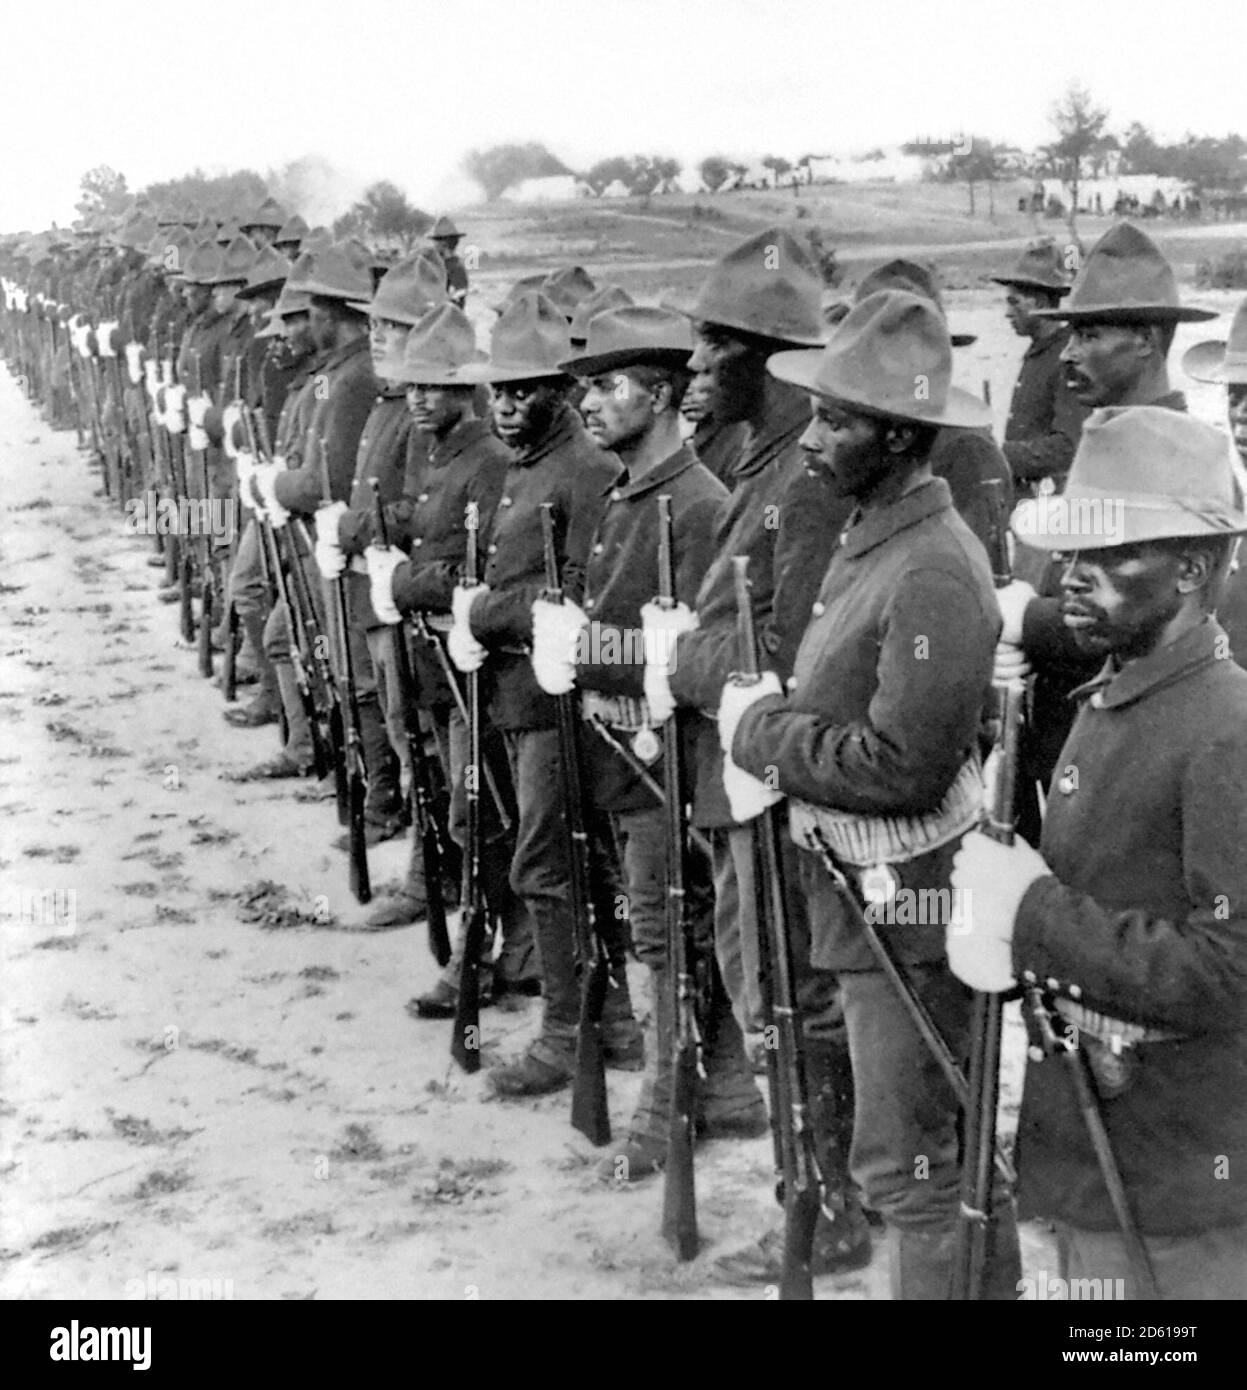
(699, 156, 731, 192)
(139, 167, 269, 221)
(350, 181, 431, 251)
(1045, 81, 1110, 240)
(76, 165, 131, 219)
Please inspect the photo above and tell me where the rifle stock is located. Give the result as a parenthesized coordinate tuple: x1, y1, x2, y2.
(541, 503, 610, 1146)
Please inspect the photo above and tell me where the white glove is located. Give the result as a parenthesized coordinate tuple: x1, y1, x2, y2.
(640, 600, 698, 724)
(366, 546, 406, 625)
(125, 342, 144, 385)
(449, 582, 490, 672)
(97, 320, 119, 357)
(313, 500, 350, 579)
(14, 288, 28, 312)
(993, 641, 1032, 684)
(531, 597, 588, 695)
(717, 671, 783, 753)
(187, 393, 211, 428)
(253, 462, 289, 528)
(222, 403, 244, 460)
(143, 358, 160, 399)
(188, 422, 210, 452)
(72, 320, 93, 358)
(722, 752, 784, 823)
(234, 451, 256, 510)
(164, 383, 187, 434)
(995, 578, 1037, 647)
(160, 360, 174, 388)
(947, 829, 1049, 993)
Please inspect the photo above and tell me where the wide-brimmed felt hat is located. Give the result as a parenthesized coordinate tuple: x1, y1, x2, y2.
(990, 239, 1074, 296)
(1035, 223, 1216, 325)
(767, 289, 991, 430)
(493, 272, 546, 315)
(1183, 297, 1247, 385)
(428, 215, 462, 241)
(240, 196, 287, 233)
(207, 234, 259, 285)
(855, 259, 976, 346)
(255, 310, 285, 340)
(346, 252, 448, 323)
(687, 226, 824, 347)
(559, 305, 692, 376)
(147, 226, 193, 272)
(396, 302, 485, 384)
(234, 245, 291, 300)
(181, 240, 225, 286)
(569, 284, 634, 346)
(215, 219, 242, 246)
(273, 213, 309, 248)
(271, 284, 313, 320)
(1014, 405, 1247, 549)
(462, 290, 572, 383)
(298, 244, 373, 304)
(541, 265, 596, 319)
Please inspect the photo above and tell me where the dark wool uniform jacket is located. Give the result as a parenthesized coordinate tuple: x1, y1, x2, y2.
(1002, 326, 1087, 492)
(468, 404, 622, 731)
(368, 417, 512, 709)
(1013, 619, 1247, 1236)
(930, 427, 1014, 555)
(575, 445, 728, 813)
(274, 336, 378, 513)
(668, 386, 856, 827)
(336, 389, 416, 630)
(733, 478, 999, 970)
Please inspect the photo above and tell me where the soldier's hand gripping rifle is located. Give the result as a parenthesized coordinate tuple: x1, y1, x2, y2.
(244, 407, 333, 786)
(318, 432, 370, 904)
(219, 357, 245, 704)
(730, 555, 823, 1301)
(952, 477, 1021, 1302)
(451, 500, 490, 1074)
(541, 502, 610, 1146)
(369, 477, 452, 968)
(164, 334, 198, 646)
(657, 495, 701, 1261)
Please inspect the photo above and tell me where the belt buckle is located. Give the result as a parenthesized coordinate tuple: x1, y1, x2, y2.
(630, 726, 661, 765)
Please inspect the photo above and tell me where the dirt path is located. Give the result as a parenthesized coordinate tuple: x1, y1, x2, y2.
(0, 362, 1059, 1301)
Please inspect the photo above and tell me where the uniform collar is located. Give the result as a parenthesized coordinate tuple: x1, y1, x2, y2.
(431, 415, 492, 464)
(837, 477, 953, 559)
(320, 333, 370, 373)
(514, 402, 582, 465)
(607, 444, 699, 500)
(734, 384, 808, 481)
(1070, 617, 1225, 711)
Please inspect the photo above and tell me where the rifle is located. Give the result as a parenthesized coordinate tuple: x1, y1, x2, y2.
(165, 334, 198, 646)
(541, 502, 610, 1146)
(952, 476, 1019, 1301)
(369, 477, 452, 967)
(451, 498, 491, 1074)
(190, 349, 216, 679)
(730, 555, 822, 1300)
(219, 357, 245, 704)
(318, 432, 371, 904)
(657, 495, 700, 1261)
(247, 409, 335, 785)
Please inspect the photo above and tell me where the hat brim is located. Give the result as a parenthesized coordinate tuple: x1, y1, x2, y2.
(235, 277, 285, 301)
(767, 349, 992, 429)
(1182, 339, 1247, 385)
(346, 300, 432, 326)
(1034, 304, 1218, 324)
(1014, 492, 1247, 549)
(458, 362, 569, 384)
(557, 346, 692, 377)
(394, 360, 485, 386)
(989, 276, 1071, 296)
(950, 332, 977, 348)
(685, 309, 825, 349)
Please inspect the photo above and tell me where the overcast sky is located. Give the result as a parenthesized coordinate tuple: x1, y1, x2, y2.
(4, 0, 1245, 230)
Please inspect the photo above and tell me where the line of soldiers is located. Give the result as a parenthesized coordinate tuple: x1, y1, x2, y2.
(3, 201, 1245, 1299)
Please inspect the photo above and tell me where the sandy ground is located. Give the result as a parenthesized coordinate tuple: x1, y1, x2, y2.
(2, 265, 1240, 1301)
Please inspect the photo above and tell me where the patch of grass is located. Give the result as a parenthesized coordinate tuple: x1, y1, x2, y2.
(30, 1221, 115, 1250)
(330, 1123, 385, 1163)
(133, 1168, 191, 1199)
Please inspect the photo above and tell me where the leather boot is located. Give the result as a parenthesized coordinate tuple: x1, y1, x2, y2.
(488, 1025, 576, 1096)
(597, 965, 672, 1183)
(273, 661, 313, 765)
(238, 609, 277, 696)
(599, 963, 644, 1071)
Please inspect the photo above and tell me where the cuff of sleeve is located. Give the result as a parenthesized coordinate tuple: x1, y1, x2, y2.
(730, 693, 789, 779)
(1011, 873, 1063, 979)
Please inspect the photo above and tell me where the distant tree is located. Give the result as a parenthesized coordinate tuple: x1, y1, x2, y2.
(651, 156, 681, 189)
(1119, 122, 1165, 176)
(762, 155, 793, 187)
(139, 167, 268, 220)
(585, 156, 635, 195)
(950, 138, 1006, 217)
(1169, 133, 1247, 193)
(332, 210, 365, 240)
(76, 165, 131, 219)
(462, 142, 571, 201)
(350, 181, 431, 251)
(1047, 81, 1110, 240)
(1088, 133, 1120, 179)
(699, 156, 732, 193)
